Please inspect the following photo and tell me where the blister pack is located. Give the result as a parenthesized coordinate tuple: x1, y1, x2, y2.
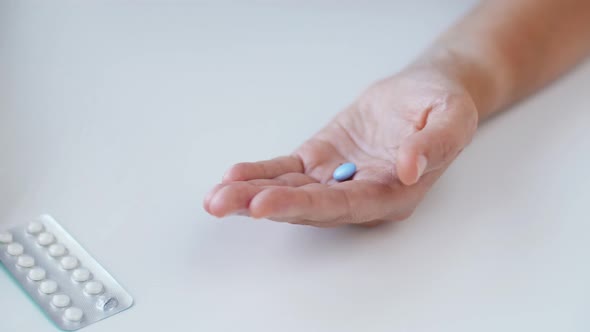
(0, 214, 133, 331)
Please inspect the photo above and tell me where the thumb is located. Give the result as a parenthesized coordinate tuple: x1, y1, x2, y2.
(396, 103, 477, 186)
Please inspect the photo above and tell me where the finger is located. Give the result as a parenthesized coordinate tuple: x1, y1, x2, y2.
(246, 173, 317, 187)
(203, 183, 226, 214)
(203, 173, 318, 214)
(205, 173, 320, 217)
(249, 180, 399, 224)
(222, 156, 304, 182)
(396, 101, 477, 185)
(207, 182, 265, 217)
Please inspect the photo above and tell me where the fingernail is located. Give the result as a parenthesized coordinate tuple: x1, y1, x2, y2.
(416, 155, 428, 180)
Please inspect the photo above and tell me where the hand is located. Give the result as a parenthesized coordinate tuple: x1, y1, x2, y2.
(203, 67, 479, 227)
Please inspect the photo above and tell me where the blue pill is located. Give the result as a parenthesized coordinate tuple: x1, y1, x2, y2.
(332, 162, 357, 182)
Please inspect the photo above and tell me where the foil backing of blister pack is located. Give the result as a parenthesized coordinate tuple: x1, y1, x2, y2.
(0, 215, 133, 331)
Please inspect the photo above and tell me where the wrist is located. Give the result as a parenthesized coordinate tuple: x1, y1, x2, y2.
(408, 44, 508, 120)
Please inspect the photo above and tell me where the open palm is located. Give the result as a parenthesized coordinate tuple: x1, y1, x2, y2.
(204, 69, 478, 227)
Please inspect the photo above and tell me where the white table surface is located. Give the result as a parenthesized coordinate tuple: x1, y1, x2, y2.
(1, 1, 589, 331)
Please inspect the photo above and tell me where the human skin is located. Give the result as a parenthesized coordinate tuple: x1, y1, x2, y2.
(204, 0, 590, 227)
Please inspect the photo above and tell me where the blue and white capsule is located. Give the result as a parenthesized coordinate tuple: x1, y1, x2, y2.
(332, 162, 357, 182)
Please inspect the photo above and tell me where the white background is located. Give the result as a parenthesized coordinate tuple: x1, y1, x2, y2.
(1, 1, 589, 331)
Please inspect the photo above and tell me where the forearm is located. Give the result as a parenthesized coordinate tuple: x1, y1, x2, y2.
(412, 0, 590, 120)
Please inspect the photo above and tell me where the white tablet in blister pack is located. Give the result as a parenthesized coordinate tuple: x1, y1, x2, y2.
(0, 214, 133, 331)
